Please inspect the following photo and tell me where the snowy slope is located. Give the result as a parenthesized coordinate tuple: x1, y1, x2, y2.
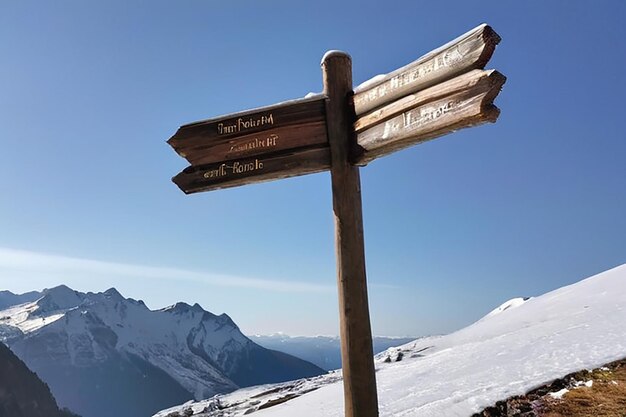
(154, 263, 626, 417)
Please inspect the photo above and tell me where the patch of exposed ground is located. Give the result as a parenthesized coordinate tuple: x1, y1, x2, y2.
(474, 358, 626, 417)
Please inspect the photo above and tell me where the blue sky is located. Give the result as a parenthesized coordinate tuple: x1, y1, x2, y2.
(1, 1, 624, 337)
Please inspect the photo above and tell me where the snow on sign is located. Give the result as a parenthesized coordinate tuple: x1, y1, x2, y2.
(352, 23, 504, 164)
(166, 23, 505, 417)
(353, 24, 500, 116)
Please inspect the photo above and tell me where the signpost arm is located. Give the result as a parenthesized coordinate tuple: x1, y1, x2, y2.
(322, 51, 379, 417)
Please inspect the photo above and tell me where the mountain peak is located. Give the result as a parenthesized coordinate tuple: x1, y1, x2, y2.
(162, 301, 207, 315)
(216, 312, 237, 329)
(103, 287, 123, 299)
(45, 284, 73, 294)
(35, 285, 83, 314)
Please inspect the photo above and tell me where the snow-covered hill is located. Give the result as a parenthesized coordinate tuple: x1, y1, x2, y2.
(0, 286, 324, 417)
(154, 263, 626, 417)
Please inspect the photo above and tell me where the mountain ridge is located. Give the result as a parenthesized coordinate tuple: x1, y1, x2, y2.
(0, 285, 324, 417)
(0, 289, 42, 310)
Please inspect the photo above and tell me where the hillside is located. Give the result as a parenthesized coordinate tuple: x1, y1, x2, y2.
(475, 358, 626, 416)
(155, 263, 626, 416)
(0, 342, 79, 417)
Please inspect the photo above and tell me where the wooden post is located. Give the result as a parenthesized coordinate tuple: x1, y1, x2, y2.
(322, 51, 379, 417)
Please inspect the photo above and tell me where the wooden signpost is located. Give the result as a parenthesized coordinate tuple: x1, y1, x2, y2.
(167, 24, 506, 417)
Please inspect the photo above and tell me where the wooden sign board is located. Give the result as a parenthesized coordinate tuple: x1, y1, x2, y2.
(168, 96, 328, 166)
(168, 95, 331, 193)
(353, 24, 501, 116)
(173, 147, 330, 194)
(355, 69, 506, 164)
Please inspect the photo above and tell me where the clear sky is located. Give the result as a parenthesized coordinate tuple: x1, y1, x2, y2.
(1, 1, 624, 337)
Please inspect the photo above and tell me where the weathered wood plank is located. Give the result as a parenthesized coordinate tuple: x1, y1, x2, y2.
(168, 96, 327, 165)
(172, 147, 330, 194)
(356, 70, 505, 164)
(355, 69, 501, 133)
(353, 24, 501, 116)
(174, 121, 328, 166)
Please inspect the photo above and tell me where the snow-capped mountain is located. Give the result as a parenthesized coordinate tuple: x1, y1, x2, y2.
(154, 263, 626, 417)
(0, 285, 324, 417)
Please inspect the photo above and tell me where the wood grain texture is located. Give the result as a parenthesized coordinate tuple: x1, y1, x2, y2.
(168, 96, 327, 165)
(172, 147, 330, 194)
(356, 70, 506, 165)
(353, 24, 501, 116)
(355, 69, 498, 133)
(322, 50, 379, 417)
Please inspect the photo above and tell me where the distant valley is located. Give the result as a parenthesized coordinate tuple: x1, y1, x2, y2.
(250, 334, 415, 371)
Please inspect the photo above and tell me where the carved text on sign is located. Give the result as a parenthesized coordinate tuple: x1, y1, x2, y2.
(202, 159, 264, 179)
(228, 133, 279, 155)
(217, 114, 274, 135)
